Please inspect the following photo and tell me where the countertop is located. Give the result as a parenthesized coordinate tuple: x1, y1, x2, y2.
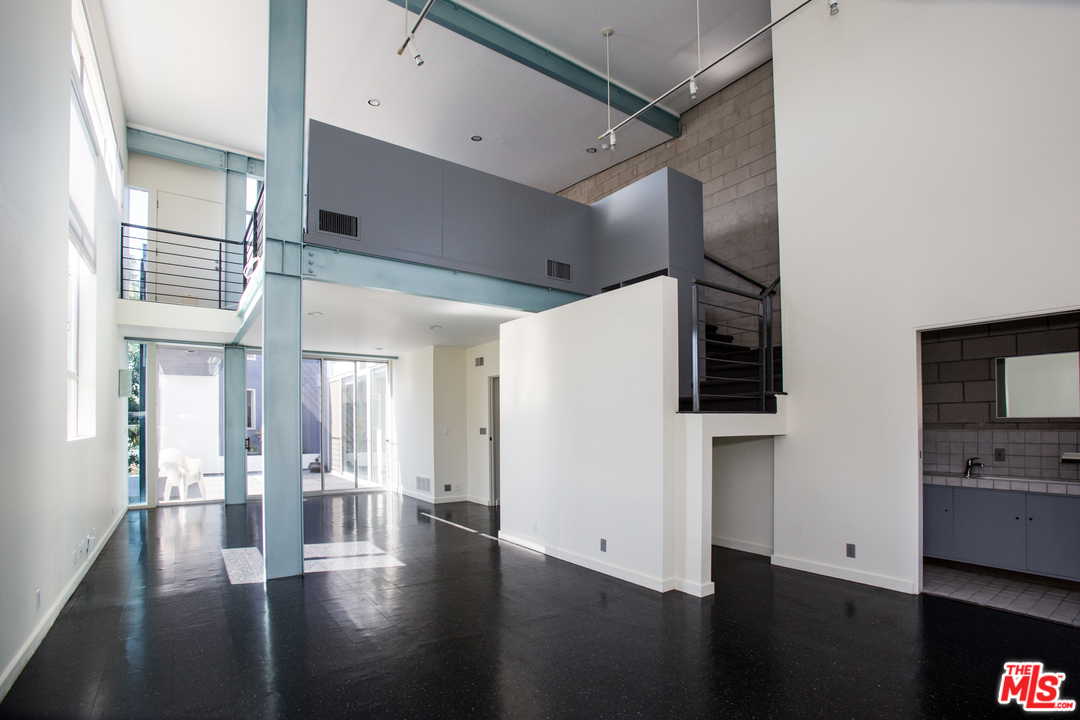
(924, 472, 1080, 496)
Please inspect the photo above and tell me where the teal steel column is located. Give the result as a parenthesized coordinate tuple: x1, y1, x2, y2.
(226, 170, 247, 244)
(262, 0, 306, 580)
(224, 345, 247, 505)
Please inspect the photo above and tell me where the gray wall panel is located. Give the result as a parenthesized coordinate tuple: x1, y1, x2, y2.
(442, 162, 548, 283)
(543, 194, 592, 294)
(306, 121, 442, 259)
(666, 168, 706, 278)
(590, 169, 670, 290)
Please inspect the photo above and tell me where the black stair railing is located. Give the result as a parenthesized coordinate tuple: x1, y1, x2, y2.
(120, 223, 244, 310)
(691, 256, 782, 413)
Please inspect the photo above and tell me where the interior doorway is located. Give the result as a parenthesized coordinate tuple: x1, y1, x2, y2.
(489, 376, 501, 508)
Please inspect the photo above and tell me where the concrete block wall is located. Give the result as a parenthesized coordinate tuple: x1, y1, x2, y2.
(559, 61, 779, 329)
(922, 312, 1080, 478)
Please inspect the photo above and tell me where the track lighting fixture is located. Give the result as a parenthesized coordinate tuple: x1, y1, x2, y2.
(689, 77, 698, 100)
(829, 2, 839, 14)
(408, 38, 424, 66)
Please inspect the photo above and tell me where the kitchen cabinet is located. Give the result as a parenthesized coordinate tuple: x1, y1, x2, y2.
(923, 485, 953, 559)
(1026, 493, 1080, 580)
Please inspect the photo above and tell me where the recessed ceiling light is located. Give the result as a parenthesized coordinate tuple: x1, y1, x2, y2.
(186, 349, 197, 354)
(470, 135, 482, 142)
(368, 99, 381, 107)
(429, 325, 442, 330)
(185, 363, 193, 366)
(586, 147, 597, 153)
(375, 347, 383, 351)
(307, 311, 323, 316)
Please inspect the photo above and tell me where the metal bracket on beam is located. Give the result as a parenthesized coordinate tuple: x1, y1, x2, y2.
(127, 127, 264, 178)
(386, 0, 680, 138)
(304, 245, 586, 313)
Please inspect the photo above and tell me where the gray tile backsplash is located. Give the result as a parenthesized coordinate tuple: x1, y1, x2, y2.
(922, 428, 1079, 480)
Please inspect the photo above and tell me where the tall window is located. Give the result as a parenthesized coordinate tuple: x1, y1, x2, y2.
(70, 0, 121, 201)
(67, 2, 102, 440)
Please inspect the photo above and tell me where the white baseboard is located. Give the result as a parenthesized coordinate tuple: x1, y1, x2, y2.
(770, 554, 917, 594)
(661, 578, 716, 597)
(496, 531, 546, 554)
(433, 494, 469, 505)
(712, 535, 773, 557)
(396, 487, 434, 503)
(0, 507, 126, 701)
(466, 495, 491, 506)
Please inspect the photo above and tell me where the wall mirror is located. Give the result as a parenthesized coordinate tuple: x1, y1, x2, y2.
(996, 352, 1080, 418)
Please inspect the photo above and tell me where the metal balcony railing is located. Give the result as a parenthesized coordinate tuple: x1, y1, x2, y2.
(243, 185, 265, 289)
(120, 224, 244, 311)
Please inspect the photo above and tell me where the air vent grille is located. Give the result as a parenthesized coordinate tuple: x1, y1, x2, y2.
(547, 259, 572, 282)
(475, 357, 484, 367)
(416, 476, 431, 493)
(318, 209, 358, 237)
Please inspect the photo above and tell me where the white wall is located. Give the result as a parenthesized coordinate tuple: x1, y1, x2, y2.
(0, 0, 127, 699)
(499, 277, 684, 591)
(465, 340, 499, 504)
(712, 437, 774, 556)
(126, 153, 226, 231)
(158, 374, 224, 475)
(390, 346, 434, 501)
(432, 346, 467, 502)
(770, 0, 1080, 592)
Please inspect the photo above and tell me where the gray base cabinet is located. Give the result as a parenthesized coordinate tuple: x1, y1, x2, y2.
(923, 485, 1080, 582)
(923, 486, 954, 559)
(1026, 494, 1080, 579)
(952, 488, 1027, 571)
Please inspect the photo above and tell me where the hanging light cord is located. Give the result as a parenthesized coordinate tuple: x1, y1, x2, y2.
(600, 0, 816, 142)
(605, 31, 612, 135)
(696, 0, 701, 72)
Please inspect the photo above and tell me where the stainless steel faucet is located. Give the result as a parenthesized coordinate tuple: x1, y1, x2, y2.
(965, 457, 984, 478)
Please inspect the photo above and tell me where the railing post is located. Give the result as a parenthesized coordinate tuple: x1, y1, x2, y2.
(758, 300, 766, 413)
(691, 283, 700, 413)
(765, 292, 774, 395)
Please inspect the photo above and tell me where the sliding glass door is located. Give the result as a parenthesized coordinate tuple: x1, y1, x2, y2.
(301, 357, 388, 494)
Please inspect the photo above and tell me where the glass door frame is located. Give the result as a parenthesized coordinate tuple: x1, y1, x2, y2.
(302, 353, 390, 496)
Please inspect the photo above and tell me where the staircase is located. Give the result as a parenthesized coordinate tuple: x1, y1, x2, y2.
(692, 324, 783, 412)
(684, 256, 783, 413)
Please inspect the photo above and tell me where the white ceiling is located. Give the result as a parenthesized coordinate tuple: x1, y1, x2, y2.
(238, 280, 529, 356)
(101, 0, 772, 193)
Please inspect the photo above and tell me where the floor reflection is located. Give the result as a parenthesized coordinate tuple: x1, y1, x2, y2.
(5, 498, 1079, 719)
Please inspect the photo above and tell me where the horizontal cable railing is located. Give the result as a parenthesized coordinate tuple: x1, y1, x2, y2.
(120, 224, 244, 311)
(691, 268, 781, 413)
(243, 184, 265, 290)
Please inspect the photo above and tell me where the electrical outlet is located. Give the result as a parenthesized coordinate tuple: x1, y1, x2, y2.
(846, 543, 856, 558)
(995, 448, 1007, 462)
(600, 538, 607, 552)
(443, 427, 448, 435)
(35, 590, 41, 611)
(71, 551, 76, 567)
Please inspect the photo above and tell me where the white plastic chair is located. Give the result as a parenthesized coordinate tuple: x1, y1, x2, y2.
(159, 448, 205, 501)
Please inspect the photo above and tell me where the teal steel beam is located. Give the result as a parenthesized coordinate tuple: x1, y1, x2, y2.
(303, 247, 587, 313)
(127, 127, 265, 177)
(223, 345, 248, 505)
(261, 0, 306, 581)
(387, 0, 680, 138)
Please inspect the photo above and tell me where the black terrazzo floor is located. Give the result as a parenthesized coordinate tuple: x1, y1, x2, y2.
(2, 493, 1078, 719)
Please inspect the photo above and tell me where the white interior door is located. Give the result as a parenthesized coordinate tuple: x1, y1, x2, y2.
(153, 191, 224, 307)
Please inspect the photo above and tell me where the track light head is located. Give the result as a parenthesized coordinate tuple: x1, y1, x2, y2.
(829, 2, 839, 15)
(408, 38, 424, 66)
(689, 77, 698, 101)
